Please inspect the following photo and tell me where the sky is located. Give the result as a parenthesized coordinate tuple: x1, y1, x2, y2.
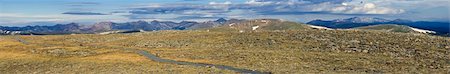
(0, 0, 449, 26)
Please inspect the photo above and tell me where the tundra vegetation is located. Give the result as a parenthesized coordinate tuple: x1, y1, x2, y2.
(0, 20, 449, 74)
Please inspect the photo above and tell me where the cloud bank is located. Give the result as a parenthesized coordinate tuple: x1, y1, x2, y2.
(0, 0, 448, 26)
(120, 0, 410, 20)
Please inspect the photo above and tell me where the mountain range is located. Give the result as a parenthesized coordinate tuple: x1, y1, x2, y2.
(307, 17, 450, 35)
(1, 17, 449, 36)
(354, 24, 437, 34)
(0, 18, 245, 35)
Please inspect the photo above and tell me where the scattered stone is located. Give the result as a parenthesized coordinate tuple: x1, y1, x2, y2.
(351, 48, 362, 52)
(362, 50, 369, 53)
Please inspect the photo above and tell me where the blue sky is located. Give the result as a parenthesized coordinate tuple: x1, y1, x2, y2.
(0, 0, 449, 26)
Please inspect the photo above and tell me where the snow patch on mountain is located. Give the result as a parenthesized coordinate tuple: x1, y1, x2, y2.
(0, 30, 24, 35)
(410, 27, 436, 34)
(308, 25, 333, 30)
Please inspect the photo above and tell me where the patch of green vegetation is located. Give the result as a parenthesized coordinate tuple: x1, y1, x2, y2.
(355, 24, 415, 33)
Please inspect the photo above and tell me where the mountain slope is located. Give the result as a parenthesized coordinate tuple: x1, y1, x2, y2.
(354, 24, 436, 34)
(1, 18, 448, 35)
(307, 17, 388, 28)
(307, 17, 450, 35)
(0, 23, 86, 35)
(207, 19, 312, 32)
(0, 19, 228, 35)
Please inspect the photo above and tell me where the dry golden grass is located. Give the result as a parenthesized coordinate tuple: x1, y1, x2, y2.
(1, 29, 449, 74)
(79, 52, 146, 62)
(0, 35, 235, 74)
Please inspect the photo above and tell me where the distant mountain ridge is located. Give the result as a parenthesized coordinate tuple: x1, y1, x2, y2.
(354, 24, 436, 34)
(1, 18, 313, 35)
(0, 18, 242, 35)
(307, 17, 450, 35)
(207, 19, 312, 32)
(333, 17, 391, 23)
(1, 17, 449, 36)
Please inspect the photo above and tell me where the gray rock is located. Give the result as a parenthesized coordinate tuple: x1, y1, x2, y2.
(362, 50, 369, 53)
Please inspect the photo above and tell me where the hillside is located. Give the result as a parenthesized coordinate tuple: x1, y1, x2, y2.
(0, 19, 224, 35)
(1, 17, 448, 35)
(1, 22, 449, 73)
(354, 24, 436, 33)
(307, 17, 450, 35)
(206, 19, 312, 32)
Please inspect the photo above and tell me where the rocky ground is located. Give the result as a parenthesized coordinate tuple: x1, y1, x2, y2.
(0, 28, 449, 73)
(122, 30, 449, 73)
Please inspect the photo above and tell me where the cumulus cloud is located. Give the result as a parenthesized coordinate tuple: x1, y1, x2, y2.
(129, 3, 211, 14)
(246, 0, 350, 4)
(310, 2, 405, 14)
(0, 13, 128, 26)
(245, 0, 274, 5)
(244, 0, 404, 14)
(127, 0, 403, 16)
(1, 0, 447, 25)
(118, 0, 447, 21)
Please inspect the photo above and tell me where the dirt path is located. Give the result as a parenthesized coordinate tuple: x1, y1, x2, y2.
(12, 36, 270, 74)
(13, 36, 28, 44)
(134, 49, 270, 74)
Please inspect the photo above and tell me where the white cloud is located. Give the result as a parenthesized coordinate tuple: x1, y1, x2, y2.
(4, 0, 446, 26)
(311, 2, 405, 14)
(0, 13, 128, 25)
(341, 3, 348, 6)
(245, 0, 273, 5)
